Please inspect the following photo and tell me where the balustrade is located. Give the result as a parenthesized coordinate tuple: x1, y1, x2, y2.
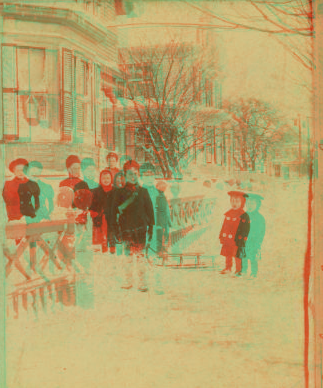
(3, 191, 216, 318)
(4, 214, 88, 319)
(168, 195, 216, 246)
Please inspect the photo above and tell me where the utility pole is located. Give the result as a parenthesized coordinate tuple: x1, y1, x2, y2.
(0, 12, 7, 388)
(298, 113, 302, 178)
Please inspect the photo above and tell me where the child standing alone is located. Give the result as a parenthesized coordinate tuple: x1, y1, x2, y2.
(219, 191, 250, 276)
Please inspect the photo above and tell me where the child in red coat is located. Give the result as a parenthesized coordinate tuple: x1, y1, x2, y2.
(219, 191, 250, 276)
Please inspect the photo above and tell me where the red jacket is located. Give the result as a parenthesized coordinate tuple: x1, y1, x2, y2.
(2, 177, 28, 221)
(219, 208, 247, 246)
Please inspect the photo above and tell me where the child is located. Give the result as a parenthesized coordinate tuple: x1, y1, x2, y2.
(219, 191, 250, 276)
(89, 169, 113, 253)
(111, 160, 155, 292)
(155, 180, 172, 256)
(106, 171, 126, 254)
(242, 193, 266, 278)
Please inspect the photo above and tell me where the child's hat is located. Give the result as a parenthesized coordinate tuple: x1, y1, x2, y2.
(228, 190, 248, 198)
(9, 158, 28, 172)
(245, 193, 264, 201)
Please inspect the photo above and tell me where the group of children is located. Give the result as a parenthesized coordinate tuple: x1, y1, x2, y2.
(3, 153, 265, 291)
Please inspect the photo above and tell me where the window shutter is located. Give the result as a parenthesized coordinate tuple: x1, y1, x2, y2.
(3, 93, 17, 139)
(2, 46, 16, 89)
(62, 49, 73, 141)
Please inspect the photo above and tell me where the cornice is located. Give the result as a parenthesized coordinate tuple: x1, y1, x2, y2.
(0, 3, 117, 48)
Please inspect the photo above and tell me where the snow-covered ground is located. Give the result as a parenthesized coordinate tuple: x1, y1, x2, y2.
(5, 178, 312, 388)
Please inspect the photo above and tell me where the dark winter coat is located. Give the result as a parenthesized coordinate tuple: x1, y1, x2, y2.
(111, 183, 155, 238)
(18, 180, 40, 218)
(89, 186, 113, 227)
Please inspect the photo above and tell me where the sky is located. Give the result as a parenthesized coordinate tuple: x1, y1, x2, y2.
(117, 1, 313, 118)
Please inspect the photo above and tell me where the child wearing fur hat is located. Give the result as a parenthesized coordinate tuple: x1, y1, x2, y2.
(219, 191, 250, 276)
(59, 155, 91, 225)
(2, 158, 40, 222)
(111, 160, 155, 292)
(89, 169, 113, 253)
(81, 158, 98, 190)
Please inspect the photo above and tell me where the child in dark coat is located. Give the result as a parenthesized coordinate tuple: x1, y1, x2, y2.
(219, 191, 250, 276)
(89, 169, 113, 253)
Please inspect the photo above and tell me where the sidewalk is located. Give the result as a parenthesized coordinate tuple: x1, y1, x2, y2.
(5, 181, 311, 388)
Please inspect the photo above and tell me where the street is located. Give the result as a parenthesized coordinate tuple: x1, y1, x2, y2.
(5, 180, 311, 388)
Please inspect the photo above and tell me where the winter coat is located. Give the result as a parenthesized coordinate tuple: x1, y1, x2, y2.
(219, 208, 250, 259)
(59, 177, 90, 224)
(2, 177, 28, 221)
(111, 183, 155, 238)
(245, 210, 266, 261)
(155, 190, 171, 228)
(18, 180, 40, 218)
(89, 186, 113, 227)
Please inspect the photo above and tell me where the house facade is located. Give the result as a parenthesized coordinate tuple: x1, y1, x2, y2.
(0, 0, 124, 172)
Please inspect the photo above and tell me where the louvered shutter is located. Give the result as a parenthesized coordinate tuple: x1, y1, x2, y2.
(62, 49, 73, 141)
(2, 46, 17, 139)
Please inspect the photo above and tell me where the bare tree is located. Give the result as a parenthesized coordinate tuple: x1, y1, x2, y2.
(118, 40, 220, 178)
(184, 0, 313, 71)
(224, 98, 292, 171)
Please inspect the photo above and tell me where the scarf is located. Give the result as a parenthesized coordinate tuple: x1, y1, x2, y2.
(100, 169, 113, 193)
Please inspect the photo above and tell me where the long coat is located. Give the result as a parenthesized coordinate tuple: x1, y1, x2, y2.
(245, 210, 266, 261)
(111, 183, 155, 246)
(219, 208, 250, 259)
(89, 186, 113, 227)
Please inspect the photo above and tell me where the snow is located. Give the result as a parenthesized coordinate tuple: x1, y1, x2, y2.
(4, 178, 312, 388)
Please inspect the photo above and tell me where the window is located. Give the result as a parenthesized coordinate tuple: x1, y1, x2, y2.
(205, 80, 213, 107)
(2, 45, 59, 141)
(61, 50, 92, 143)
(75, 55, 91, 141)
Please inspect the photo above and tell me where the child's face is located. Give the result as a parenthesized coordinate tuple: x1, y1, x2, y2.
(28, 167, 42, 178)
(126, 168, 139, 184)
(108, 157, 117, 169)
(141, 170, 155, 186)
(14, 165, 27, 179)
(247, 199, 257, 212)
(83, 165, 96, 181)
(115, 175, 125, 188)
(68, 163, 81, 178)
(101, 173, 111, 186)
(230, 196, 242, 210)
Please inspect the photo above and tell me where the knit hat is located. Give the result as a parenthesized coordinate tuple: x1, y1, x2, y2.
(66, 155, 81, 169)
(123, 160, 140, 173)
(9, 158, 28, 173)
(106, 152, 119, 162)
(28, 161, 43, 170)
(81, 157, 96, 172)
(245, 193, 264, 202)
(228, 191, 248, 198)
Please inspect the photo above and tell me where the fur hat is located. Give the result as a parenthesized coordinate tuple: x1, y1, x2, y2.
(106, 152, 119, 162)
(66, 155, 81, 169)
(9, 158, 28, 173)
(123, 160, 140, 173)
